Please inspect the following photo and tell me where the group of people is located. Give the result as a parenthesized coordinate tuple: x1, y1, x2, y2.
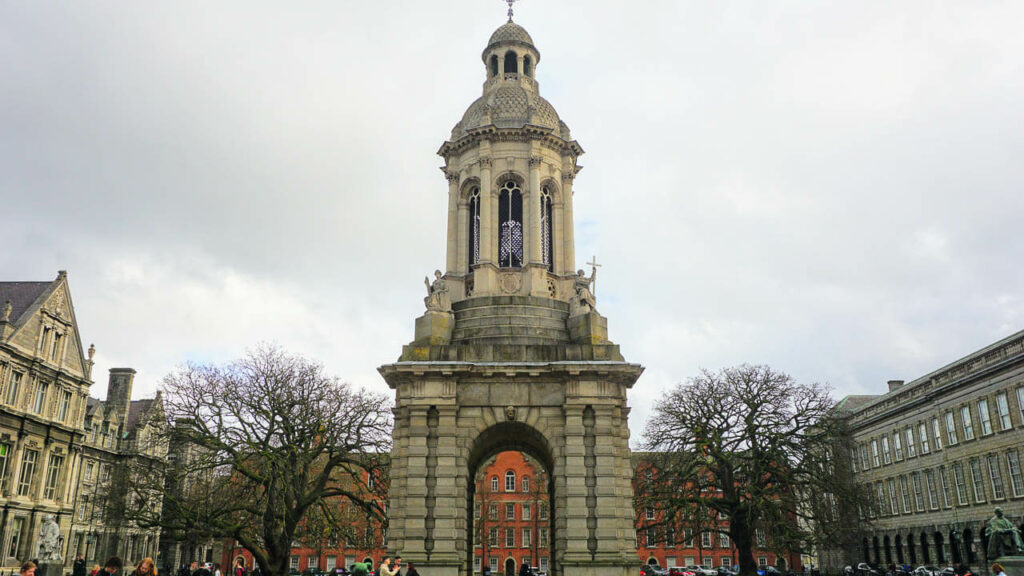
(349, 555, 418, 576)
(24, 556, 159, 576)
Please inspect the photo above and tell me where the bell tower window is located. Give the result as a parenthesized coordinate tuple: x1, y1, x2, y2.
(504, 51, 518, 76)
(541, 186, 553, 272)
(468, 187, 481, 267)
(498, 180, 523, 268)
(523, 55, 533, 77)
(489, 55, 499, 78)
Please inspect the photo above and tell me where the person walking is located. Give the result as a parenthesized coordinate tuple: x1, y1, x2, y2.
(104, 558, 124, 576)
(74, 556, 88, 576)
(131, 558, 158, 576)
(379, 557, 398, 576)
(404, 565, 418, 576)
(990, 564, 1006, 576)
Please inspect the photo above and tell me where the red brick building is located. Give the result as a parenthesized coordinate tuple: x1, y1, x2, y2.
(224, 452, 798, 575)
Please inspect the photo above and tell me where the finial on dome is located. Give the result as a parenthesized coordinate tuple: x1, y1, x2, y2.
(503, 0, 518, 22)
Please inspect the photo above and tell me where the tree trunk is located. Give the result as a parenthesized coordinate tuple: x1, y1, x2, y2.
(730, 513, 757, 576)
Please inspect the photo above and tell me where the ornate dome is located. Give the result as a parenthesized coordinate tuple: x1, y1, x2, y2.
(451, 85, 570, 140)
(487, 22, 535, 50)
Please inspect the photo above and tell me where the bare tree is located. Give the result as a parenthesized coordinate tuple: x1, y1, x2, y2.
(638, 365, 869, 576)
(126, 345, 392, 576)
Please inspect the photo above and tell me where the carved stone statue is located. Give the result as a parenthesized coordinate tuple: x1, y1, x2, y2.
(2, 299, 11, 322)
(985, 507, 1024, 559)
(38, 514, 63, 564)
(424, 270, 452, 313)
(569, 268, 597, 316)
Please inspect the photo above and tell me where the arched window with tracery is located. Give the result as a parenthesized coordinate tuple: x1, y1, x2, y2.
(498, 180, 523, 267)
(468, 187, 480, 267)
(505, 470, 516, 492)
(540, 186, 553, 272)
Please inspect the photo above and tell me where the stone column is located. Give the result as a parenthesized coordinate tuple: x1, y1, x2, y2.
(561, 172, 576, 275)
(446, 172, 460, 275)
(528, 157, 543, 265)
(479, 158, 493, 264)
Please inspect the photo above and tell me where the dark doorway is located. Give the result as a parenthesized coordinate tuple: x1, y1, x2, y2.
(920, 533, 931, 564)
(949, 531, 962, 565)
(934, 532, 945, 564)
(873, 536, 881, 564)
(908, 534, 918, 565)
(964, 528, 976, 565)
(895, 535, 905, 564)
(884, 535, 893, 564)
(505, 559, 515, 576)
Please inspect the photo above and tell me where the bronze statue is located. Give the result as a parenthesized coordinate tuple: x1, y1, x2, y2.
(985, 507, 1024, 559)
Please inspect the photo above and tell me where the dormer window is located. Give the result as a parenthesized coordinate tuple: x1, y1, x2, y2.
(498, 180, 523, 268)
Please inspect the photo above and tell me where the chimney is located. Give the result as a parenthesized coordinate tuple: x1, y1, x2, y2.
(107, 368, 136, 418)
(887, 379, 905, 392)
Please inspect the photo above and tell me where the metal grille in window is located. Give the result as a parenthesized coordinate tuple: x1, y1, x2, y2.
(498, 180, 523, 268)
(469, 188, 481, 266)
(541, 186, 553, 271)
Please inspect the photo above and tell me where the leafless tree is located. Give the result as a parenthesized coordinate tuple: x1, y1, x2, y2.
(639, 365, 869, 576)
(125, 344, 392, 576)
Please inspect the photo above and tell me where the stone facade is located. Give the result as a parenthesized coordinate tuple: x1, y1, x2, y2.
(0, 273, 165, 572)
(0, 273, 93, 571)
(381, 16, 642, 576)
(828, 329, 1024, 572)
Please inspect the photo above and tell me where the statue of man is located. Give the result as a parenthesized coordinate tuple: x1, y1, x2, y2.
(423, 270, 452, 313)
(985, 507, 1024, 559)
(569, 268, 597, 316)
(38, 514, 63, 564)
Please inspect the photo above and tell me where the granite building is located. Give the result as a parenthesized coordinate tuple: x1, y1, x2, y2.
(830, 329, 1024, 571)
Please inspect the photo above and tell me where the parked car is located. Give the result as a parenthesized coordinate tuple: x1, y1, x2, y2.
(758, 567, 784, 576)
(641, 565, 668, 576)
(686, 566, 717, 576)
(668, 568, 695, 576)
(716, 568, 738, 576)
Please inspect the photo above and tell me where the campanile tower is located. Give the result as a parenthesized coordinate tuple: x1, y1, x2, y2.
(380, 14, 642, 576)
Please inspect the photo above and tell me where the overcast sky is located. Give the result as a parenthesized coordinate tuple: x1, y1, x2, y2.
(3, 1, 1023, 442)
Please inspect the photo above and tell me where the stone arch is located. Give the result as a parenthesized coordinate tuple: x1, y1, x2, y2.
(964, 527, 976, 565)
(363, 557, 373, 567)
(460, 178, 482, 202)
(894, 534, 904, 564)
(907, 534, 917, 565)
(949, 530, 962, 566)
(883, 535, 892, 564)
(504, 50, 518, 75)
(523, 55, 533, 77)
(646, 558, 659, 566)
(862, 538, 870, 564)
(467, 421, 557, 576)
(490, 55, 499, 78)
(872, 536, 880, 564)
(919, 532, 930, 564)
(933, 532, 945, 564)
(505, 557, 516, 576)
(494, 171, 526, 190)
(538, 178, 562, 202)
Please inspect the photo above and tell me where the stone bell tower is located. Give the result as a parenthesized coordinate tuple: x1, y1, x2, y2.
(380, 15, 642, 576)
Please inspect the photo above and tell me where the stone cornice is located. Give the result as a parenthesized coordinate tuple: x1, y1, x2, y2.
(438, 126, 584, 159)
(378, 360, 643, 389)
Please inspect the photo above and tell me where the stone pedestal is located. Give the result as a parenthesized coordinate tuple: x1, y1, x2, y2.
(414, 311, 454, 346)
(39, 562, 63, 576)
(995, 557, 1024, 576)
(568, 311, 609, 345)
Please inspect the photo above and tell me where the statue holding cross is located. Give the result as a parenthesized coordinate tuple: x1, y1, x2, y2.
(570, 256, 601, 316)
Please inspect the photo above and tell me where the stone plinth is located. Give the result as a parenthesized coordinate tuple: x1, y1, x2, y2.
(413, 311, 454, 346)
(568, 311, 609, 344)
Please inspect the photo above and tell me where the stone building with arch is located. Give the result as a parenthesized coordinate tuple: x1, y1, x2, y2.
(380, 14, 642, 576)
(825, 329, 1024, 572)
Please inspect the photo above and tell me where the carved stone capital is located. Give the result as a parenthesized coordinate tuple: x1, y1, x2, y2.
(529, 156, 543, 168)
(445, 170, 460, 184)
(479, 156, 492, 168)
(561, 170, 576, 182)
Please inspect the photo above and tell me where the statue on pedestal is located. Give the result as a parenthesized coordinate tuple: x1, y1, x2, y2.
(985, 507, 1024, 559)
(569, 268, 596, 316)
(424, 270, 452, 313)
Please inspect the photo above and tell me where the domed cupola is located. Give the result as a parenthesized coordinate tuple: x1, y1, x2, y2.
(449, 19, 572, 141)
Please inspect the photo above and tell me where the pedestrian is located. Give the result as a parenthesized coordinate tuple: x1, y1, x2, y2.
(213, 564, 222, 576)
(21, 562, 37, 576)
(192, 562, 212, 576)
(990, 564, 1006, 576)
(519, 562, 531, 576)
(233, 559, 246, 576)
(405, 565, 418, 576)
(379, 557, 397, 576)
(104, 558, 124, 576)
(74, 556, 88, 576)
(132, 558, 158, 576)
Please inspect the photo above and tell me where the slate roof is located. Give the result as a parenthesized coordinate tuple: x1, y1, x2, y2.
(0, 281, 52, 325)
(126, 398, 156, 433)
(835, 395, 879, 413)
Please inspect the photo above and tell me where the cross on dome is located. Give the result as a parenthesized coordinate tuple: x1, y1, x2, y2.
(503, 0, 518, 22)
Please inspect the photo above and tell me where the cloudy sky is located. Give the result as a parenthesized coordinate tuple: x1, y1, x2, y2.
(3, 1, 1023, 441)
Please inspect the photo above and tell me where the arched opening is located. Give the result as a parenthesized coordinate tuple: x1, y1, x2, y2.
(504, 51, 518, 76)
(498, 180, 524, 268)
(895, 535, 904, 564)
(883, 535, 892, 564)
(523, 55, 533, 77)
(490, 55, 499, 78)
(540, 186, 553, 272)
(362, 557, 373, 567)
(949, 531, 962, 566)
(469, 187, 481, 268)
(468, 422, 555, 576)
(934, 532, 945, 564)
(647, 558, 659, 566)
(919, 532, 931, 564)
(873, 536, 881, 565)
(964, 527, 977, 565)
(862, 538, 870, 563)
(908, 534, 917, 565)
(979, 529, 989, 563)
(505, 558, 516, 576)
